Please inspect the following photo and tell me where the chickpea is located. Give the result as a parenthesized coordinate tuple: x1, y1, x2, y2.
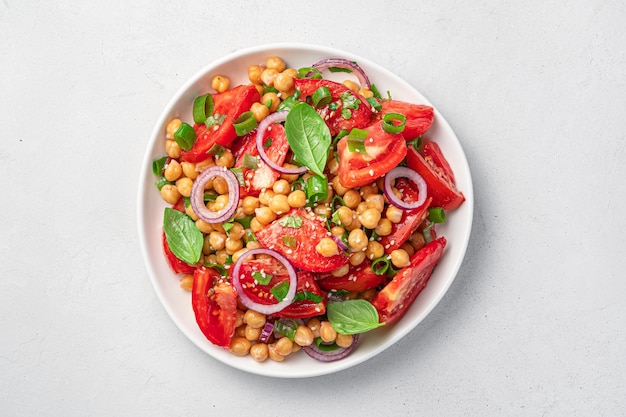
(307, 318, 322, 338)
(314, 204, 331, 219)
(195, 158, 215, 173)
(245, 325, 262, 341)
(356, 202, 369, 215)
(365, 194, 385, 212)
(229, 337, 251, 356)
(181, 161, 198, 179)
(334, 206, 353, 227)
(320, 321, 337, 343)
(165, 139, 181, 158)
(386, 205, 404, 223)
(185, 204, 198, 221)
(235, 309, 245, 328)
(250, 217, 263, 232)
(360, 183, 378, 198)
(280, 164, 301, 182)
(215, 149, 234, 168)
(234, 325, 246, 338)
(160, 184, 181, 205)
(269, 194, 290, 215)
(176, 177, 193, 197)
(366, 241, 385, 260)
(261, 92, 281, 113)
(165, 118, 182, 139)
(195, 219, 213, 234)
(343, 190, 362, 209)
(250, 102, 270, 122)
(401, 242, 415, 257)
(283, 68, 298, 78)
(409, 231, 426, 251)
(242, 196, 260, 215)
(274, 337, 294, 356)
(164, 159, 182, 181)
(390, 249, 411, 268)
(273, 72, 294, 92)
(287, 190, 307, 208)
(212, 176, 229, 195)
(294, 325, 314, 347)
(268, 343, 285, 362)
(209, 231, 227, 251)
(359, 208, 382, 229)
(244, 310, 266, 329)
(272, 179, 291, 195)
(249, 343, 269, 362)
(245, 240, 261, 250)
(204, 253, 218, 265)
(358, 87, 374, 98)
(342, 79, 359, 91)
(347, 228, 368, 252)
(266, 56, 286, 73)
(345, 215, 362, 232)
(349, 251, 366, 266)
(327, 157, 339, 175)
(225, 237, 243, 254)
(330, 226, 345, 237)
(375, 218, 393, 236)
(179, 274, 193, 291)
(332, 176, 349, 196)
(254, 207, 276, 225)
(316, 237, 339, 257)
(212, 194, 229, 212)
(231, 248, 248, 264)
(260, 68, 279, 86)
(248, 65, 264, 84)
(360, 288, 377, 301)
(259, 189, 275, 206)
(335, 333, 354, 348)
(227, 222, 245, 240)
(331, 263, 350, 277)
(253, 83, 265, 96)
(212, 75, 230, 93)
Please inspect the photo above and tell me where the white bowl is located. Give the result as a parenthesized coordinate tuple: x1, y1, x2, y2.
(137, 43, 473, 378)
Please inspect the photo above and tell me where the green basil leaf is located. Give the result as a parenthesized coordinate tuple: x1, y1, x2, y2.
(162, 207, 203, 265)
(278, 215, 303, 228)
(284, 102, 331, 178)
(203, 263, 228, 277)
(327, 300, 384, 334)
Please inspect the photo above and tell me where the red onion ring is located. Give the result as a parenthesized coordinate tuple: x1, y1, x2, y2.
(302, 334, 360, 362)
(258, 321, 275, 344)
(231, 248, 298, 315)
(190, 165, 240, 223)
(383, 167, 427, 210)
(256, 111, 309, 176)
(312, 58, 371, 88)
(331, 235, 348, 252)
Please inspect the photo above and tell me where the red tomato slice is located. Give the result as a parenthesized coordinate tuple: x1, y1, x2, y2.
(421, 140, 456, 184)
(378, 178, 431, 254)
(181, 85, 260, 163)
(316, 258, 386, 293)
(233, 258, 327, 318)
(406, 146, 465, 210)
(294, 78, 372, 135)
(255, 208, 349, 273)
(380, 100, 434, 140)
(337, 119, 407, 188)
(191, 267, 238, 347)
(371, 237, 446, 325)
(162, 231, 196, 274)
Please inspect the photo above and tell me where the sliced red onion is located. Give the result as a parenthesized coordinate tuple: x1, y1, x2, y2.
(383, 167, 427, 210)
(256, 111, 308, 176)
(302, 334, 360, 362)
(231, 248, 298, 315)
(258, 321, 274, 344)
(190, 165, 240, 223)
(331, 235, 348, 252)
(312, 58, 371, 88)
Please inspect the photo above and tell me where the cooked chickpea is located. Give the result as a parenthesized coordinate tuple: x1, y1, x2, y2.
(248, 65, 264, 84)
(366, 241, 385, 260)
(360, 183, 378, 198)
(316, 237, 339, 257)
(179, 274, 193, 291)
(215, 149, 234, 168)
(195, 158, 215, 173)
(331, 263, 350, 277)
(246, 240, 261, 250)
(255, 207, 277, 225)
(212, 176, 229, 194)
(227, 222, 245, 240)
(259, 189, 275, 206)
(249, 343, 269, 362)
(268, 343, 285, 362)
(231, 248, 248, 264)
(180, 161, 198, 179)
(360, 288, 377, 301)
(356, 202, 369, 215)
(160, 184, 181, 204)
(358, 87, 374, 98)
(348, 228, 368, 252)
(375, 218, 392, 236)
(287, 190, 306, 208)
(165, 118, 182, 139)
(176, 177, 193, 197)
(225, 237, 243, 254)
(386, 205, 404, 223)
(164, 159, 182, 181)
(208, 231, 226, 251)
(185, 204, 198, 221)
(212, 194, 229, 212)
(334, 206, 353, 227)
(204, 253, 218, 265)
(314, 204, 331, 219)
(195, 219, 213, 234)
(269, 194, 290, 215)
(253, 83, 265, 96)
(260, 68, 279, 86)
(359, 208, 382, 229)
(243, 309, 266, 329)
(280, 163, 302, 182)
(307, 318, 322, 338)
(235, 309, 245, 328)
(266, 56, 286, 72)
(234, 324, 246, 338)
(320, 321, 337, 343)
(242, 196, 260, 215)
(212, 75, 230, 93)
(327, 157, 339, 175)
(390, 249, 411, 268)
(409, 231, 426, 251)
(274, 337, 294, 356)
(365, 194, 385, 212)
(342, 79, 359, 91)
(335, 333, 354, 348)
(330, 226, 345, 237)
(165, 139, 181, 158)
(344, 215, 361, 232)
(401, 242, 415, 257)
(272, 179, 291, 195)
(332, 176, 349, 196)
(229, 337, 251, 356)
(294, 325, 314, 346)
(343, 190, 362, 209)
(273, 72, 294, 92)
(250, 217, 263, 232)
(349, 251, 366, 266)
(261, 92, 281, 112)
(244, 325, 262, 341)
(250, 101, 270, 122)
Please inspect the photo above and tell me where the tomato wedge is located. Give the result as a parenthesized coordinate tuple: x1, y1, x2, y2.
(336, 119, 407, 188)
(255, 208, 349, 273)
(378, 178, 431, 254)
(294, 78, 372, 136)
(181, 85, 260, 163)
(191, 266, 238, 347)
(421, 140, 456, 184)
(380, 100, 434, 140)
(233, 258, 327, 318)
(406, 145, 465, 210)
(316, 258, 386, 293)
(371, 237, 446, 325)
(162, 231, 196, 274)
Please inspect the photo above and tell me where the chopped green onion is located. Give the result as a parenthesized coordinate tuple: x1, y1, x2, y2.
(293, 291, 324, 303)
(205, 113, 226, 128)
(192, 93, 214, 124)
(183, 197, 190, 208)
(277, 96, 298, 112)
(252, 270, 272, 285)
(371, 256, 391, 275)
(329, 102, 338, 111)
(244, 230, 257, 244)
(152, 156, 168, 175)
(297, 67, 322, 79)
(312, 86, 332, 108)
(203, 263, 229, 276)
(270, 281, 291, 302)
(328, 66, 353, 73)
(224, 255, 233, 265)
(370, 84, 382, 99)
(282, 236, 297, 248)
(274, 319, 298, 341)
(208, 143, 226, 156)
(346, 128, 369, 153)
(263, 85, 279, 94)
(155, 177, 172, 190)
(174, 122, 196, 151)
(204, 192, 218, 202)
(230, 167, 245, 186)
(331, 195, 346, 209)
(407, 136, 423, 150)
(366, 97, 382, 112)
(314, 337, 340, 351)
(233, 111, 258, 136)
(241, 153, 258, 169)
(382, 113, 407, 134)
(422, 222, 434, 243)
(428, 207, 446, 223)
(332, 129, 349, 149)
(222, 221, 235, 233)
(263, 137, 273, 148)
(305, 175, 328, 205)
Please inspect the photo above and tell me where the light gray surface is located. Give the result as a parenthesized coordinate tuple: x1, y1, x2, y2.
(1, 1, 625, 415)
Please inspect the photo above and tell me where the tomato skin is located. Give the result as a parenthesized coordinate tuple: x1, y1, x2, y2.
(274, 271, 327, 319)
(255, 208, 349, 273)
(181, 85, 261, 163)
(371, 237, 446, 325)
(191, 267, 238, 347)
(406, 146, 465, 210)
(336, 119, 407, 188)
(316, 259, 386, 293)
(294, 78, 372, 135)
(380, 100, 434, 140)
(378, 178, 431, 254)
(162, 231, 196, 274)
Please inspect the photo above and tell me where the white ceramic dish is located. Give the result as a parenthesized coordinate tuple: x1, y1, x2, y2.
(137, 43, 473, 378)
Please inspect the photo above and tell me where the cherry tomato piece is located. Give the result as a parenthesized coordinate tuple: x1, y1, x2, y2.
(316, 259, 386, 293)
(380, 100, 434, 140)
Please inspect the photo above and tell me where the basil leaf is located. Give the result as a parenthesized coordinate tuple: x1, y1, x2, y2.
(278, 215, 303, 228)
(327, 300, 384, 334)
(162, 207, 203, 265)
(284, 102, 331, 177)
(203, 263, 229, 276)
